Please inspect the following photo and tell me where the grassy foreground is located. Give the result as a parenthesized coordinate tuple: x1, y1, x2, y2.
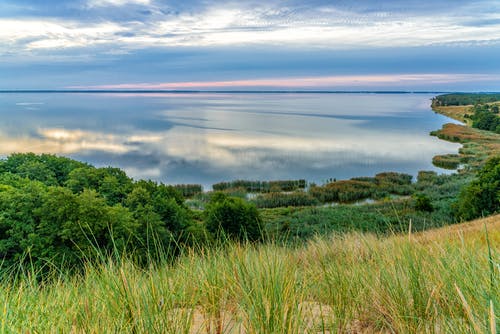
(1, 215, 498, 333)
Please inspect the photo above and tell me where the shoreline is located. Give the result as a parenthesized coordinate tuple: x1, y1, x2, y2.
(431, 102, 500, 171)
(196, 98, 467, 194)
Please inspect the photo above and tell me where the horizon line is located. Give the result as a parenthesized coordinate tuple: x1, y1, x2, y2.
(1, 89, 498, 94)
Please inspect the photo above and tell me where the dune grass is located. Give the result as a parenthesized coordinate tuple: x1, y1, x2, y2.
(1, 215, 499, 333)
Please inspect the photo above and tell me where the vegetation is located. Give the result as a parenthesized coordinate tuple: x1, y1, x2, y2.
(309, 172, 413, 204)
(413, 193, 434, 212)
(0, 151, 480, 271)
(251, 191, 319, 208)
(0, 92, 500, 332)
(471, 103, 500, 133)
(205, 193, 262, 242)
(173, 184, 203, 198)
(455, 156, 500, 221)
(430, 120, 500, 170)
(432, 154, 461, 169)
(432, 93, 500, 106)
(0, 154, 204, 270)
(433, 93, 500, 134)
(213, 179, 306, 193)
(1, 215, 498, 333)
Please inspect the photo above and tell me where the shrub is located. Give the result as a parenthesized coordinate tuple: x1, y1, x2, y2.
(205, 193, 262, 241)
(413, 193, 434, 212)
(455, 156, 500, 220)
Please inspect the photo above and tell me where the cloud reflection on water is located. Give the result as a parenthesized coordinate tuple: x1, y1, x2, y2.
(0, 93, 461, 187)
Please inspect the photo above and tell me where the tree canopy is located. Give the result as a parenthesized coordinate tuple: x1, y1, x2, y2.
(0, 154, 199, 269)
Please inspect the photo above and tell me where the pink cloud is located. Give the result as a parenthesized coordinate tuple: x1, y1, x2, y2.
(68, 74, 499, 90)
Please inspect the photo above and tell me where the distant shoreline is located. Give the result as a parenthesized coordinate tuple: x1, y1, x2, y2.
(0, 90, 482, 94)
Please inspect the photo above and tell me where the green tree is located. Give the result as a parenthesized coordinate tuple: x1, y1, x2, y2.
(472, 110, 500, 132)
(0, 182, 46, 267)
(455, 156, 500, 220)
(205, 193, 262, 241)
(65, 167, 100, 193)
(58, 189, 137, 261)
(1, 153, 87, 186)
(16, 160, 58, 186)
(33, 187, 80, 266)
(125, 186, 172, 256)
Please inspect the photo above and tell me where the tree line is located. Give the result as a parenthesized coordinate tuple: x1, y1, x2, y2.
(0, 153, 260, 271)
(1, 152, 498, 272)
(432, 93, 500, 106)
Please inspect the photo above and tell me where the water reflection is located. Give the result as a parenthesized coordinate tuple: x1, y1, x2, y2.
(0, 93, 461, 188)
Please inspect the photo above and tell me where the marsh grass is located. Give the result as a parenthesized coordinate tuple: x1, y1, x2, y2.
(430, 119, 500, 171)
(1, 215, 498, 333)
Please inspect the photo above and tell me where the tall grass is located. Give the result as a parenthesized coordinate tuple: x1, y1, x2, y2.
(1, 216, 498, 333)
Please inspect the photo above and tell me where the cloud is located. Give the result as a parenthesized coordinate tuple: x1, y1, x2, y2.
(85, 0, 151, 8)
(0, 19, 125, 50)
(2, 1, 500, 55)
(1, 1, 499, 90)
(68, 73, 500, 90)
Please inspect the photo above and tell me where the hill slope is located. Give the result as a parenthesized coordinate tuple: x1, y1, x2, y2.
(2, 214, 498, 333)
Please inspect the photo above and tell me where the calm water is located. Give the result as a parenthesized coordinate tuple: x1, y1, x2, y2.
(0, 92, 460, 188)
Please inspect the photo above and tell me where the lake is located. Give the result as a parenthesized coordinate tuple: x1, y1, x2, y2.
(0, 92, 461, 189)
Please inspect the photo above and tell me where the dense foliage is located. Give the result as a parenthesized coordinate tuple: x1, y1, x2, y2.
(433, 93, 500, 134)
(455, 156, 500, 220)
(413, 193, 434, 212)
(205, 193, 262, 241)
(0, 147, 497, 271)
(469, 103, 500, 133)
(212, 179, 306, 193)
(432, 93, 500, 106)
(0, 154, 204, 269)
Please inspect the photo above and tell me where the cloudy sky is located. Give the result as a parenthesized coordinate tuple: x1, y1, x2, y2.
(1, 0, 500, 90)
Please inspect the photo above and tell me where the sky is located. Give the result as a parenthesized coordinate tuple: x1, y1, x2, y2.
(1, 0, 500, 91)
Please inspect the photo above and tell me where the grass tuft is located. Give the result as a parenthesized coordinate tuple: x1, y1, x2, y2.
(0, 215, 498, 333)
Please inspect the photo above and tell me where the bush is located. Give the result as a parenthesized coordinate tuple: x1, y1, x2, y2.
(455, 156, 500, 220)
(205, 193, 262, 241)
(413, 193, 434, 212)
